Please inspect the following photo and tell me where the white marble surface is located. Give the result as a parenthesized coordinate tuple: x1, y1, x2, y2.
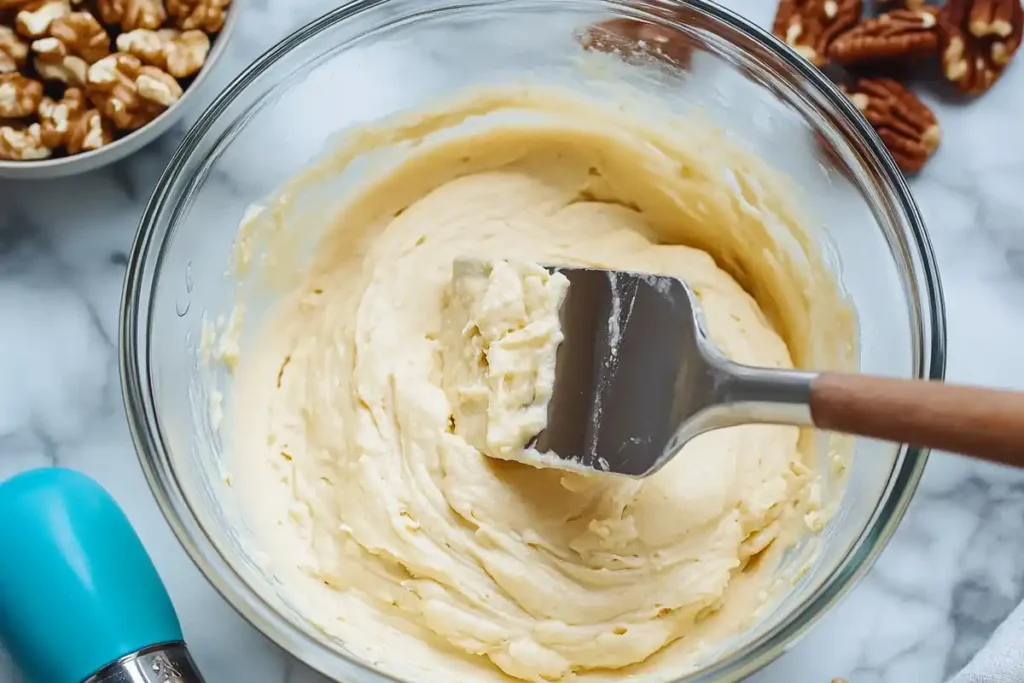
(2, 1, 1024, 681)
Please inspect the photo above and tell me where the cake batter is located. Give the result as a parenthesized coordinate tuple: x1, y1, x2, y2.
(228, 86, 854, 682)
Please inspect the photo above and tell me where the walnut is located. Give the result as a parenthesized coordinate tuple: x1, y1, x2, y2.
(135, 62, 180, 105)
(87, 52, 180, 129)
(38, 87, 112, 152)
(844, 78, 940, 173)
(937, 0, 1023, 94)
(97, 0, 166, 31)
(829, 9, 940, 64)
(163, 28, 206, 77)
(86, 52, 150, 127)
(50, 11, 110, 63)
(32, 35, 88, 86)
(0, 121, 51, 159)
(166, 0, 228, 33)
(0, 25, 28, 74)
(772, 0, 863, 66)
(579, 18, 694, 69)
(14, 0, 70, 39)
(0, 72, 42, 117)
(116, 27, 168, 65)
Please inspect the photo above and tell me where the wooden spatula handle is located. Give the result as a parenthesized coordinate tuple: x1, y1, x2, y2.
(810, 373, 1024, 468)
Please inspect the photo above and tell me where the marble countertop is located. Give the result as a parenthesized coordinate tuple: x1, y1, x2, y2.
(2, 1, 1024, 681)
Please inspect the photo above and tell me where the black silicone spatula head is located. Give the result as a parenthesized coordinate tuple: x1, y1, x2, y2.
(527, 264, 720, 476)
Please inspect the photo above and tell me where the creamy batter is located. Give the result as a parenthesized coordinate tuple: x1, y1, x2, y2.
(441, 259, 568, 464)
(228, 86, 855, 682)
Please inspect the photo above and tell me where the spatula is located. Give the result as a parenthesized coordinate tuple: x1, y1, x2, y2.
(452, 260, 1024, 477)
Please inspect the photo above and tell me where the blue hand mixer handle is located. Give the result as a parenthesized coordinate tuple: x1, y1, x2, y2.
(0, 468, 205, 683)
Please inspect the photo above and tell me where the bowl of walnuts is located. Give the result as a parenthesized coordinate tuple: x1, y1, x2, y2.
(0, 0, 235, 178)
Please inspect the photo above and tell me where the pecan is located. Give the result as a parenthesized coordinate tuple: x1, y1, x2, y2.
(50, 12, 111, 63)
(937, 0, 1023, 94)
(878, 0, 930, 9)
(829, 9, 939, 64)
(773, 0, 863, 66)
(844, 78, 940, 173)
(0, 25, 28, 73)
(579, 18, 693, 69)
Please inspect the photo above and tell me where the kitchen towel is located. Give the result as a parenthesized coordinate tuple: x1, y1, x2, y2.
(950, 598, 1024, 683)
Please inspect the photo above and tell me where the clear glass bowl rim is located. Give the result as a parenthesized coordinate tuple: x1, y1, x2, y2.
(120, 0, 947, 681)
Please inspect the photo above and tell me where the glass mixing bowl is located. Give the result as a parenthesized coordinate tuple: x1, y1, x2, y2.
(120, 0, 946, 681)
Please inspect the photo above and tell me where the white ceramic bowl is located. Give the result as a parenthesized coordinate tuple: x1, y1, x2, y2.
(0, 7, 239, 180)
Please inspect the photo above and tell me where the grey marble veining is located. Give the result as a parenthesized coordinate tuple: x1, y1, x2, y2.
(2, 1, 1024, 682)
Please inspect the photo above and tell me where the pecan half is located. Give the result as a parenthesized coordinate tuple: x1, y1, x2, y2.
(579, 18, 693, 69)
(844, 78, 940, 173)
(937, 0, 1023, 94)
(773, 0, 863, 66)
(878, 0, 930, 9)
(829, 9, 939, 64)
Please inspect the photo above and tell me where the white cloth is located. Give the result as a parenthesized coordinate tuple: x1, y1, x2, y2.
(950, 599, 1024, 682)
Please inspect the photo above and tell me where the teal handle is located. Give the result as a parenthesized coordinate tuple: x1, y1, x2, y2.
(0, 468, 184, 683)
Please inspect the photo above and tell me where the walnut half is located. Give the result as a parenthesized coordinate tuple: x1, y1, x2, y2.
(14, 0, 70, 39)
(39, 87, 112, 152)
(0, 25, 29, 74)
(97, 0, 166, 31)
(32, 35, 88, 86)
(166, 0, 228, 33)
(50, 11, 111, 64)
(163, 28, 207, 77)
(116, 26, 207, 77)
(87, 52, 182, 129)
(116, 27, 173, 65)
(0, 122, 51, 160)
(0, 71, 42, 117)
